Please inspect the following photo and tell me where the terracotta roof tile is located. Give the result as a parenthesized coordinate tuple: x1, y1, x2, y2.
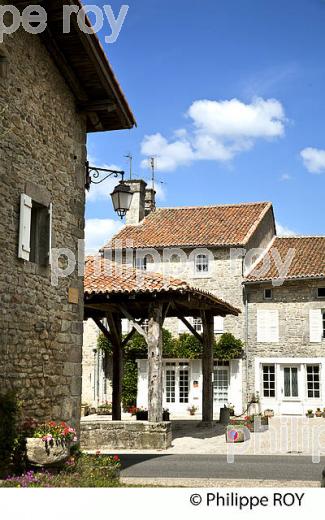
(246, 237, 325, 282)
(84, 257, 240, 315)
(106, 202, 273, 249)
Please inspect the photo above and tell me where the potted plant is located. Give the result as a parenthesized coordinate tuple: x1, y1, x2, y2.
(163, 408, 170, 421)
(264, 409, 274, 418)
(228, 403, 235, 416)
(187, 405, 198, 416)
(136, 407, 148, 420)
(306, 409, 314, 418)
(81, 403, 90, 417)
(96, 402, 112, 416)
(315, 408, 322, 418)
(322, 408, 325, 419)
(26, 420, 77, 467)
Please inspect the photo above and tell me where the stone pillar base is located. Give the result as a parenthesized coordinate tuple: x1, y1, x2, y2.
(80, 420, 172, 450)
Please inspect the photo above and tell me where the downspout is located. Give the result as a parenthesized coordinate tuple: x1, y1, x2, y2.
(243, 284, 249, 405)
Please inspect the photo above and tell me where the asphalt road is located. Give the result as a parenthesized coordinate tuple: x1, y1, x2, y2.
(116, 454, 325, 482)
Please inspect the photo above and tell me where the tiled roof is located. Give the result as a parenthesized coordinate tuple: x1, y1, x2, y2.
(246, 237, 325, 282)
(84, 257, 240, 315)
(106, 202, 273, 249)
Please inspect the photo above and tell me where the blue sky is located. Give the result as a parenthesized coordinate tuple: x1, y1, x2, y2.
(85, 0, 325, 251)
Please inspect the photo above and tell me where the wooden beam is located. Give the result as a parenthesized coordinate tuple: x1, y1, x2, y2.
(107, 313, 123, 421)
(117, 305, 148, 342)
(201, 311, 214, 425)
(77, 99, 117, 113)
(170, 302, 204, 344)
(147, 303, 163, 422)
(121, 318, 145, 348)
(92, 317, 113, 343)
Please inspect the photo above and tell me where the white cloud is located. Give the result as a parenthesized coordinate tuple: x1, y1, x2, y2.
(85, 218, 123, 254)
(276, 221, 297, 237)
(300, 147, 325, 174)
(280, 173, 292, 181)
(141, 97, 286, 172)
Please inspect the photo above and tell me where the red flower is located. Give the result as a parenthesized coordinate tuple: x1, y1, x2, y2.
(113, 455, 120, 462)
(96, 450, 101, 455)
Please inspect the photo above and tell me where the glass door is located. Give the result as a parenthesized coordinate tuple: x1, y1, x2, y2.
(163, 362, 190, 414)
(280, 365, 302, 414)
(283, 366, 299, 398)
(213, 365, 230, 414)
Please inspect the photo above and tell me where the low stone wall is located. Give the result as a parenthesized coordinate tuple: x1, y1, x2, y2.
(80, 420, 172, 450)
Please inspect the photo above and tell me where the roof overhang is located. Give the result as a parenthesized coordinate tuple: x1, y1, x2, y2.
(14, 0, 136, 132)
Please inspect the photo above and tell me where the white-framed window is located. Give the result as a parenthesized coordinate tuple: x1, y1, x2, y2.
(257, 309, 279, 343)
(134, 254, 154, 271)
(18, 194, 52, 265)
(179, 362, 189, 403)
(165, 362, 176, 404)
(309, 309, 325, 342)
(306, 365, 321, 399)
(262, 364, 275, 397)
(192, 318, 203, 333)
(264, 288, 273, 300)
(194, 254, 209, 274)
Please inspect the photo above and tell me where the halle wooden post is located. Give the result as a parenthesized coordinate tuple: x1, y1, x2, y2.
(107, 314, 123, 421)
(201, 311, 214, 424)
(147, 302, 163, 422)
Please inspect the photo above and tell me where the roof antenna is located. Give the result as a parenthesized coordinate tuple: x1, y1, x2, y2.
(125, 153, 133, 180)
(150, 157, 155, 191)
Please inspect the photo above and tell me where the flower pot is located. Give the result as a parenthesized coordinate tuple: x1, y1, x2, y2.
(264, 409, 274, 418)
(163, 411, 170, 421)
(136, 411, 148, 420)
(306, 414, 314, 418)
(81, 405, 89, 417)
(26, 438, 70, 467)
(97, 408, 112, 416)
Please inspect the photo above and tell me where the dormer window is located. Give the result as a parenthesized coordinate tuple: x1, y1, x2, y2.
(264, 288, 273, 300)
(195, 254, 209, 274)
(317, 288, 325, 299)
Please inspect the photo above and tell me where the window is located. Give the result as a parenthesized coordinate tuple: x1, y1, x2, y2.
(194, 254, 209, 274)
(257, 309, 279, 342)
(179, 363, 189, 403)
(214, 316, 224, 334)
(170, 254, 180, 263)
(262, 365, 275, 397)
(284, 367, 298, 398)
(165, 363, 176, 403)
(18, 194, 52, 265)
(192, 318, 202, 333)
(134, 254, 154, 271)
(317, 288, 325, 298)
(306, 365, 320, 399)
(264, 288, 273, 300)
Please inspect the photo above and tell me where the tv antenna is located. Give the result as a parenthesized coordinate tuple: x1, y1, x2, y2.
(150, 157, 156, 191)
(125, 153, 133, 180)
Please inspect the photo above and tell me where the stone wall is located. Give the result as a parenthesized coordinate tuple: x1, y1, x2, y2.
(80, 420, 172, 450)
(0, 29, 87, 428)
(246, 279, 325, 394)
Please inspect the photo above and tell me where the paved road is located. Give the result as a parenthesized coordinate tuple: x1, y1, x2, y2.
(117, 454, 325, 482)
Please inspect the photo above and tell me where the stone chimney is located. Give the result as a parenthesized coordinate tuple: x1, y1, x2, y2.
(145, 188, 156, 216)
(125, 179, 147, 225)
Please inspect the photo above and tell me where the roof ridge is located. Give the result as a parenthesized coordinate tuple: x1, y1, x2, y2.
(154, 201, 271, 211)
(274, 235, 325, 239)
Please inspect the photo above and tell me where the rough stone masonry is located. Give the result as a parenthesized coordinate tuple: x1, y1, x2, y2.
(0, 27, 86, 428)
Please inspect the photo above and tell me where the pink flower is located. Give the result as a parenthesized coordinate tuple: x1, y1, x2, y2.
(42, 434, 53, 442)
(73, 436, 77, 442)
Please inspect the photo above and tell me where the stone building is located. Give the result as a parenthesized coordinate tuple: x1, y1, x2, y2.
(82, 180, 324, 417)
(245, 237, 325, 415)
(0, 2, 135, 427)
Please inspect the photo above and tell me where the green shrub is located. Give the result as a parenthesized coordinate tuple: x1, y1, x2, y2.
(0, 391, 21, 477)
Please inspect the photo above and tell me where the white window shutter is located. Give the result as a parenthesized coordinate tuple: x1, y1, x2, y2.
(178, 317, 190, 333)
(257, 309, 279, 342)
(310, 309, 322, 343)
(214, 316, 224, 333)
(18, 194, 32, 261)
